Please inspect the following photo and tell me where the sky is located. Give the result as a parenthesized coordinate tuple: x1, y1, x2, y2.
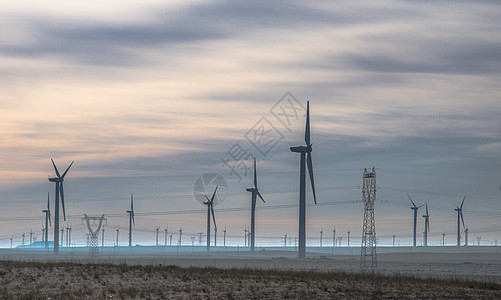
(1, 0, 500, 248)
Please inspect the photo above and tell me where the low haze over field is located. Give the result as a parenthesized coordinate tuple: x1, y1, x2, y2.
(1, 1, 500, 248)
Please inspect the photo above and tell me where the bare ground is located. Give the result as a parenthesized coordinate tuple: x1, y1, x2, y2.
(1, 260, 500, 299)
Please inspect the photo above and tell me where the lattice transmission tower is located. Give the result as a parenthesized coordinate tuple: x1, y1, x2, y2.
(82, 214, 107, 258)
(360, 167, 377, 270)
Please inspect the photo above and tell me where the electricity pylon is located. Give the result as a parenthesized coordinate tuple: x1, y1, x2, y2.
(360, 167, 377, 270)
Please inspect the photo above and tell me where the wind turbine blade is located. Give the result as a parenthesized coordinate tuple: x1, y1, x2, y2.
(460, 212, 465, 229)
(407, 194, 417, 207)
(460, 196, 465, 209)
(61, 161, 74, 178)
(499, 185, 501, 192)
(210, 186, 218, 203)
(60, 183, 66, 221)
(307, 152, 317, 204)
(132, 212, 135, 226)
(427, 218, 430, 232)
(426, 202, 429, 215)
(305, 101, 310, 146)
(417, 205, 424, 209)
(131, 194, 134, 210)
(256, 190, 265, 203)
(205, 195, 210, 202)
(211, 204, 217, 230)
(51, 159, 61, 178)
(253, 158, 257, 188)
(47, 192, 50, 210)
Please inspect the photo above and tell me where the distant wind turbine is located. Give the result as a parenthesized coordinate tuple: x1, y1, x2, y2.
(422, 202, 430, 247)
(408, 194, 423, 247)
(246, 158, 265, 251)
(127, 194, 135, 247)
(454, 196, 466, 246)
(48, 159, 73, 254)
(42, 192, 51, 248)
(290, 101, 317, 259)
(204, 186, 218, 252)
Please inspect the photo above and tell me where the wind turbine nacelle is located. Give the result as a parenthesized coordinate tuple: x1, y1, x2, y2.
(246, 188, 257, 192)
(290, 146, 308, 153)
(48, 177, 62, 182)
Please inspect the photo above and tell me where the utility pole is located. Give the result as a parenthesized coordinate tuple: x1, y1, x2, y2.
(102, 226, 105, 248)
(360, 167, 377, 270)
(164, 227, 168, 246)
(68, 225, 72, 247)
(116, 227, 120, 247)
(178, 228, 183, 246)
(155, 227, 159, 246)
(244, 226, 248, 247)
(320, 229, 323, 247)
(223, 227, 227, 247)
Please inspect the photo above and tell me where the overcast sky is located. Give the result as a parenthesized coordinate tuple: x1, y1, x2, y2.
(1, 1, 500, 248)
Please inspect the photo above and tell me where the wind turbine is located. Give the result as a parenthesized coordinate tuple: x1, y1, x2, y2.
(204, 186, 217, 252)
(422, 202, 430, 247)
(246, 158, 265, 251)
(127, 194, 135, 247)
(42, 192, 51, 248)
(290, 101, 317, 259)
(454, 196, 466, 246)
(408, 194, 423, 247)
(48, 159, 73, 254)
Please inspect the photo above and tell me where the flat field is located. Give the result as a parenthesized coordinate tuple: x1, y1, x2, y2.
(1, 247, 501, 299)
(0, 260, 501, 299)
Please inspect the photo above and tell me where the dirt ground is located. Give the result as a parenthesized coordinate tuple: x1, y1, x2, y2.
(0, 260, 501, 299)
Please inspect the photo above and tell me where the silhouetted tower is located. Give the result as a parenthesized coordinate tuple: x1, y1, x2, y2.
(155, 227, 160, 246)
(360, 167, 377, 270)
(442, 231, 446, 246)
(178, 227, 183, 246)
(319, 229, 323, 247)
(392, 234, 396, 247)
(347, 229, 350, 247)
(244, 226, 249, 247)
(464, 227, 469, 246)
(101, 226, 105, 248)
(41, 226, 45, 242)
(42, 192, 51, 248)
(60, 228, 64, 247)
(83, 214, 106, 258)
(223, 227, 227, 247)
(116, 227, 120, 246)
(283, 233, 288, 247)
(29, 229, 33, 247)
(422, 202, 430, 246)
(164, 227, 168, 246)
(127, 194, 135, 247)
(198, 232, 203, 245)
(332, 228, 336, 247)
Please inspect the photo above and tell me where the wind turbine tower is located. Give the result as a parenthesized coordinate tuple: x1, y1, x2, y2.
(290, 101, 317, 259)
(246, 158, 265, 251)
(408, 195, 423, 247)
(48, 159, 73, 254)
(42, 192, 51, 248)
(422, 202, 430, 247)
(455, 196, 466, 246)
(127, 194, 135, 247)
(204, 187, 218, 252)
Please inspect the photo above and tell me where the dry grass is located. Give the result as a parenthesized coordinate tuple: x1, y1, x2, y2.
(0, 260, 500, 299)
